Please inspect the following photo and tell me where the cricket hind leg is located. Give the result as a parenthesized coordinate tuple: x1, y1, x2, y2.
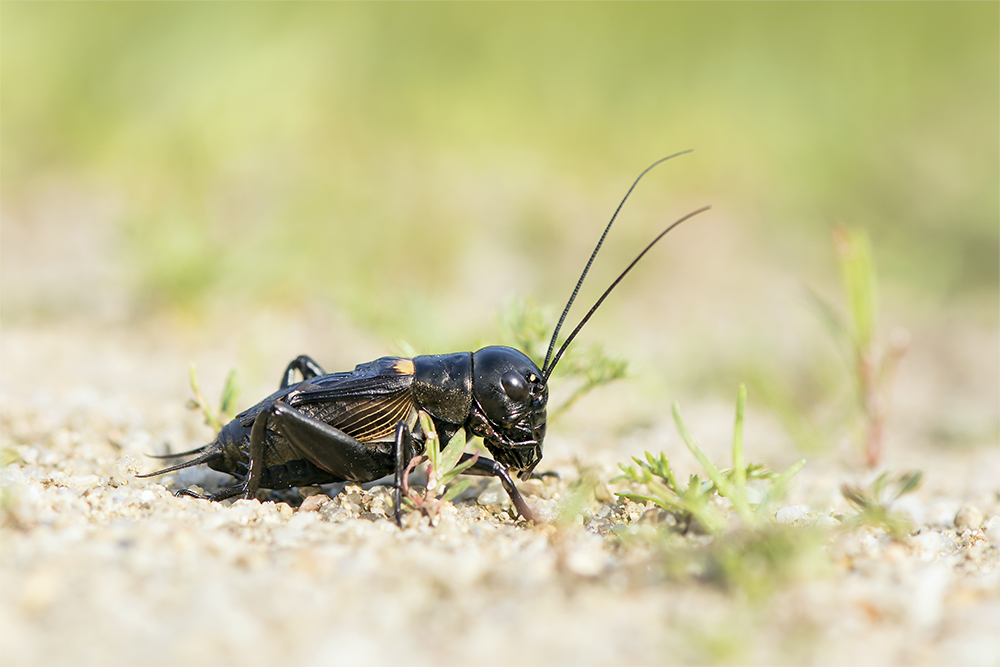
(280, 355, 327, 389)
(239, 400, 392, 502)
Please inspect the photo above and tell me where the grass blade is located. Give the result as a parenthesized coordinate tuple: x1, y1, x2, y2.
(672, 402, 751, 524)
(219, 369, 241, 421)
(733, 384, 747, 499)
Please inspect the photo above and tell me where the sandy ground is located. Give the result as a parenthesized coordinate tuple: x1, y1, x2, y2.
(1, 313, 998, 667)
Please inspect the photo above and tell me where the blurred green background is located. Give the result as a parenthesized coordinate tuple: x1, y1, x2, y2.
(2, 3, 997, 422)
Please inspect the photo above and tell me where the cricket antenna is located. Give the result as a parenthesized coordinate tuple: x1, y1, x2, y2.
(541, 204, 710, 382)
(540, 151, 707, 380)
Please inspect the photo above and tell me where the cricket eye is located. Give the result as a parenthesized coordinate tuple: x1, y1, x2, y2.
(500, 370, 529, 401)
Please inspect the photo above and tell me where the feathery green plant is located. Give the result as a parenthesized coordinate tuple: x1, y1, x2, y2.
(615, 386, 828, 599)
(616, 385, 805, 535)
(841, 470, 922, 539)
(495, 296, 627, 421)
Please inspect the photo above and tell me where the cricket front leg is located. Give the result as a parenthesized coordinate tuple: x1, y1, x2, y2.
(459, 454, 534, 522)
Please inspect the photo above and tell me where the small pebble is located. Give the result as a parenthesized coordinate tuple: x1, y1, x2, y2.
(954, 504, 984, 531)
(107, 456, 137, 488)
(984, 516, 1000, 544)
(910, 531, 956, 562)
(776, 505, 809, 524)
(477, 486, 509, 508)
(525, 497, 560, 523)
(856, 532, 882, 558)
(623, 500, 644, 523)
(67, 474, 101, 489)
(299, 494, 330, 512)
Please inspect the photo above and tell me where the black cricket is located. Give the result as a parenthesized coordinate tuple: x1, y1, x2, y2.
(139, 152, 709, 522)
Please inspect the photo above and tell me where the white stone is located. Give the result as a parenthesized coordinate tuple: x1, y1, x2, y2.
(775, 505, 809, 524)
(984, 515, 1000, 544)
(910, 531, 956, 562)
(954, 504, 985, 530)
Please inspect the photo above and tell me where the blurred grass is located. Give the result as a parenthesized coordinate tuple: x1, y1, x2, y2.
(1, 3, 997, 352)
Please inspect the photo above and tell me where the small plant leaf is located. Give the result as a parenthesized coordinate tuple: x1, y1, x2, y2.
(840, 470, 921, 540)
(418, 412, 440, 472)
(841, 483, 871, 510)
(219, 369, 241, 421)
(894, 470, 922, 499)
(188, 363, 222, 432)
(441, 478, 474, 503)
(732, 384, 748, 504)
(754, 459, 806, 522)
(672, 401, 751, 524)
(833, 225, 878, 349)
(438, 428, 467, 477)
(439, 452, 480, 487)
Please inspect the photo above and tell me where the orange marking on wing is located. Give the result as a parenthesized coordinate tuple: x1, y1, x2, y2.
(393, 358, 415, 375)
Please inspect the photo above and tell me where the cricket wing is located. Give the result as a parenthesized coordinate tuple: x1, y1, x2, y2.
(282, 357, 416, 443)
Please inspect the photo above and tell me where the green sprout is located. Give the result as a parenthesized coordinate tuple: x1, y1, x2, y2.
(820, 226, 909, 468)
(400, 411, 479, 523)
(187, 364, 241, 433)
(616, 385, 805, 535)
(841, 470, 922, 540)
(494, 296, 627, 421)
(615, 387, 827, 599)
